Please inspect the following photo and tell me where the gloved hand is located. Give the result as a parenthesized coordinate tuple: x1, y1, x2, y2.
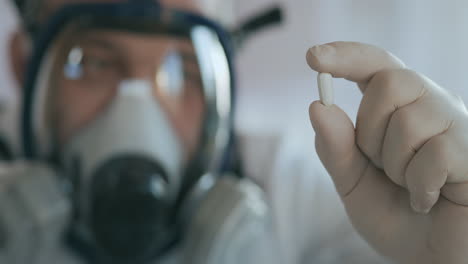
(306, 41, 468, 264)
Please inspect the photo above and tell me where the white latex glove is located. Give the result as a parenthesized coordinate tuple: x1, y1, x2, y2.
(306, 41, 468, 264)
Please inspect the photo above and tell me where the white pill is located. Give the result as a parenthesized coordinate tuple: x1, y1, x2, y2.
(317, 73, 334, 106)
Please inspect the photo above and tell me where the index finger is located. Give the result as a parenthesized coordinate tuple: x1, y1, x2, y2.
(306, 41, 406, 91)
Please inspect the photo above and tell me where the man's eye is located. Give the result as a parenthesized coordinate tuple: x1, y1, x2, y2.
(63, 46, 119, 80)
(83, 56, 114, 72)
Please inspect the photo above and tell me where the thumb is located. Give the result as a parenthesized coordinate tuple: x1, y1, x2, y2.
(309, 101, 369, 197)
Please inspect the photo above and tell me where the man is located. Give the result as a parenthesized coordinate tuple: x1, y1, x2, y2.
(5, 1, 468, 264)
(5, 1, 282, 264)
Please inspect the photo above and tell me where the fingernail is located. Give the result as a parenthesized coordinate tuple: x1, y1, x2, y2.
(306, 44, 336, 72)
(410, 195, 430, 214)
(309, 114, 318, 134)
(309, 101, 323, 133)
(411, 191, 440, 214)
(308, 44, 335, 58)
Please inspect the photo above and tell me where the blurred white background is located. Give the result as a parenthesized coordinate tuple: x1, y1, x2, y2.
(0, 1, 18, 102)
(0, 0, 19, 153)
(235, 0, 468, 135)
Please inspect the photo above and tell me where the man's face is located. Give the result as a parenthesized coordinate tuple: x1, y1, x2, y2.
(40, 0, 206, 158)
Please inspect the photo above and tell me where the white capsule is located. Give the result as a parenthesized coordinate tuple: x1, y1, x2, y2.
(317, 73, 334, 106)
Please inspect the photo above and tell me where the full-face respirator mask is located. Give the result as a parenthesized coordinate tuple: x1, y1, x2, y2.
(19, 1, 283, 263)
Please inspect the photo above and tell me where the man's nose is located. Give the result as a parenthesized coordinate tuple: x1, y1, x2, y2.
(123, 55, 165, 82)
(125, 65, 159, 84)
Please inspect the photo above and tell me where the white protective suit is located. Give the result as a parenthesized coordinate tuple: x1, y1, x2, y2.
(238, 128, 390, 264)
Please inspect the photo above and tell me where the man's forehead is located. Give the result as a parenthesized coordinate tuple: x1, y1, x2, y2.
(42, 0, 201, 21)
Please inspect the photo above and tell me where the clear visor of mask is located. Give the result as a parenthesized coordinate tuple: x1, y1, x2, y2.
(33, 16, 231, 174)
(29, 14, 232, 260)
